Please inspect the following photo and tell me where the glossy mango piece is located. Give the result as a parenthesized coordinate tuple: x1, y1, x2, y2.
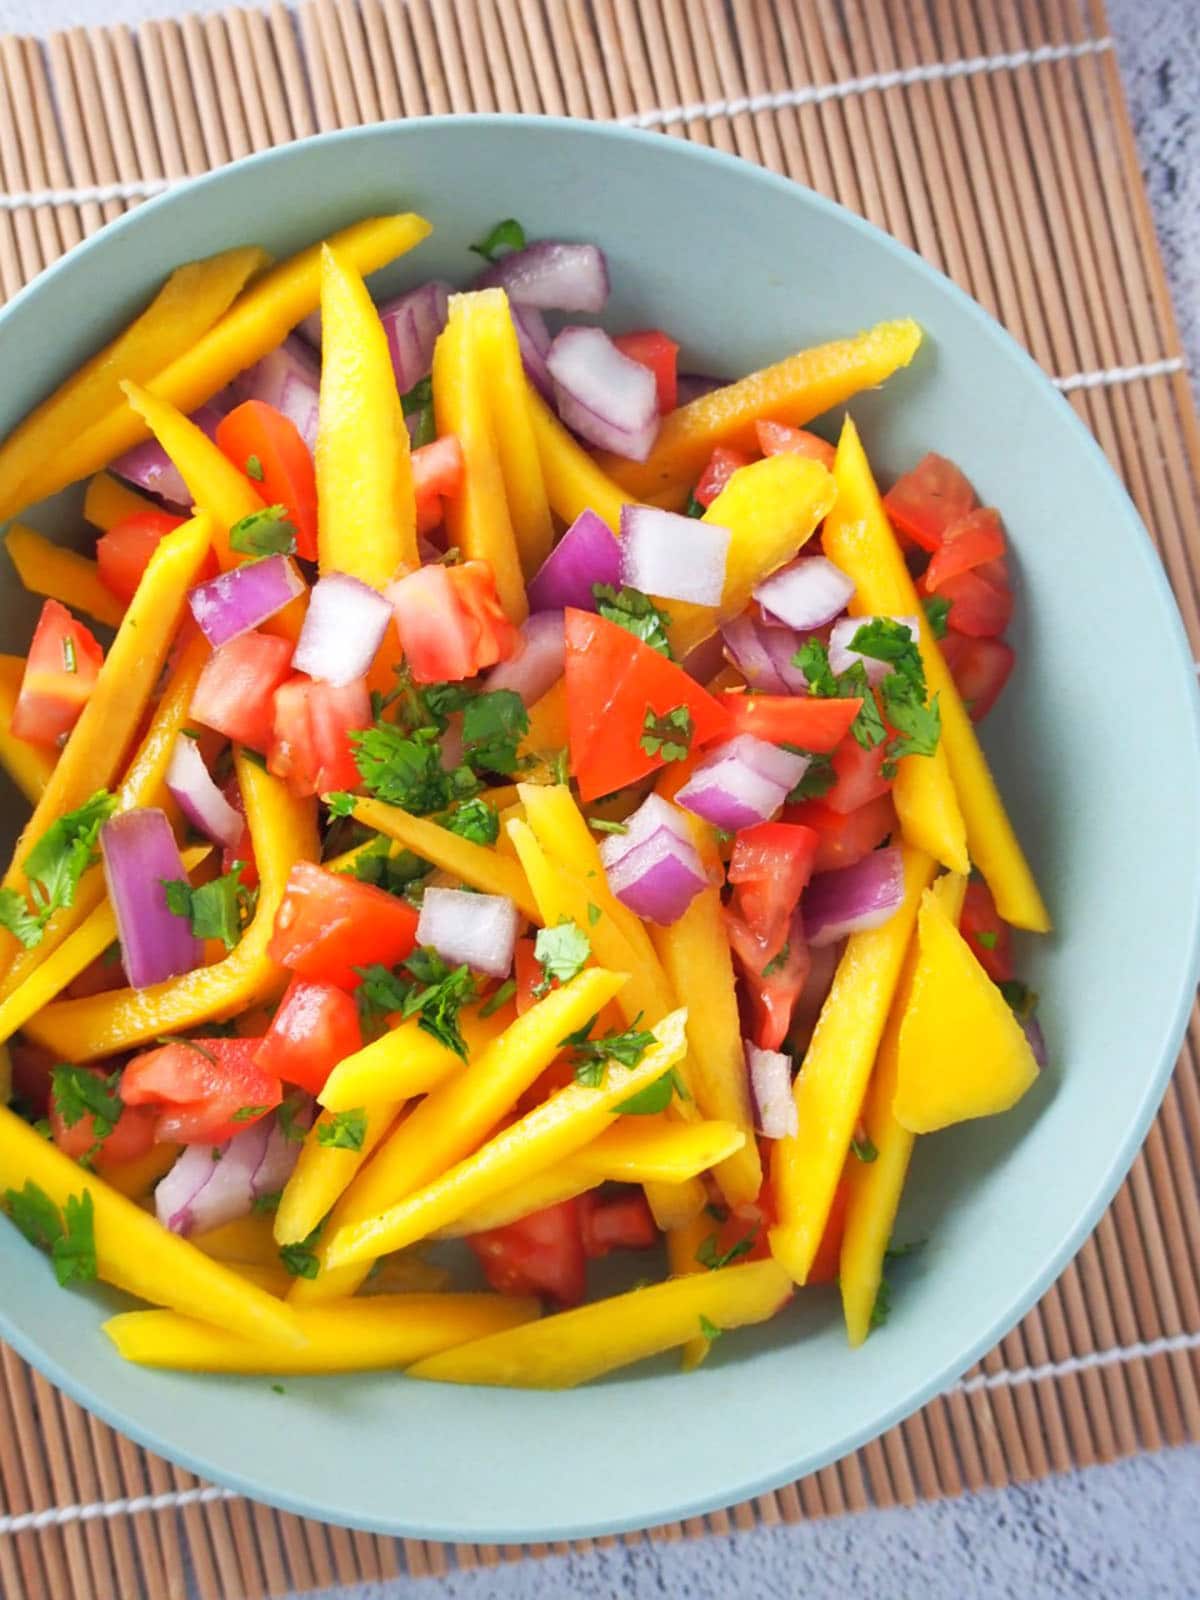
(318, 1005, 509, 1112)
(352, 796, 539, 919)
(272, 1096, 401, 1248)
(82, 472, 157, 532)
(0, 654, 56, 805)
(5, 523, 125, 629)
(471, 293, 554, 577)
(525, 385, 632, 535)
(666, 1210, 719, 1371)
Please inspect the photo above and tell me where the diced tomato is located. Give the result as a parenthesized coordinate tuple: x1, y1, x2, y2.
(613, 329, 679, 413)
(789, 938, 839, 1047)
(513, 936, 547, 1016)
(823, 736, 891, 815)
(190, 630, 294, 753)
(564, 609, 731, 801)
(782, 793, 896, 872)
(11, 600, 104, 746)
(63, 950, 127, 1000)
(215, 401, 319, 561)
(413, 435, 465, 537)
(578, 1192, 658, 1259)
(120, 1038, 282, 1145)
(883, 453, 977, 552)
(268, 861, 419, 990)
(268, 674, 371, 797)
(922, 507, 1006, 592)
(698, 1200, 772, 1265)
(719, 690, 863, 754)
(388, 559, 520, 684)
(806, 1178, 849, 1286)
(219, 775, 258, 888)
(255, 975, 363, 1094)
(728, 822, 819, 954)
(726, 905, 811, 1051)
(938, 566, 1013, 638)
(467, 1197, 586, 1307)
(940, 633, 1014, 722)
(8, 1041, 56, 1117)
(49, 1067, 157, 1170)
(694, 446, 752, 508)
(959, 879, 1015, 983)
(755, 420, 836, 470)
(96, 510, 187, 604)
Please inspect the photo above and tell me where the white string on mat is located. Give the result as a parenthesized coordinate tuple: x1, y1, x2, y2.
(1, 1328, 1197, 1538)
(1053, 356, 1188, 392)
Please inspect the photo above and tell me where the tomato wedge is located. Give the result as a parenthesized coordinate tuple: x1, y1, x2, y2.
(268, 861, 419, 990)
(883, 453, 977, 552)
(413, 435, 465, 536)
(728, 821, 819, 955)
(922, 507, 1006, 592)
(939, 633, 1014, 723)
(725, 904, 810, 1052)
(467, 1197, 587, 1307)
(718, 690, 863, 754)
(389, 559, 520, 684)
(120, 1038, 283, 1145)
(613, 329, 679, 412)
(96, 510, 187, 604)
(215, 400, 319, 561)
(255, 976, 363, 1094)
(578, 1192, 658, 1258)
(268, 674, 371, 797)
(959, 879, 1015, 983)
(938, 567, 1013, 638)
(190, 630, 295, 753)
(49, 1067, 157, 1170)
(782, 793, 896, 872)
(823, 736, 891, 815)
(694, 446, 752, 508)
(11, 599, 104, 745)
(755, 419, 836, 470)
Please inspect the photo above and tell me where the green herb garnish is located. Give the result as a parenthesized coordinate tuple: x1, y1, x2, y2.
(163, 863, 252, 950)
(3, 1182, 97, 1287)
(228, 504, 297, 558)
(533, 922, 591, 995)
(0, 791, 116, 950)
(469, 217, 526, 261)
(317, 1108, 368, 1151)
(639, 704, 693, 763)
(698, 1314, 722, 1343)
(245, 454, 265, 482)
(695, 1229, 757, 1271)
(50, 1065, 122, 1140)
(479, 978, 516, 1019)
(923, 594, 950, 640)
(593, 584, 673, 658)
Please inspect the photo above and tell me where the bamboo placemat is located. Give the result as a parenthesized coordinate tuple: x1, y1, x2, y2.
(1, 0, 1199, 1594)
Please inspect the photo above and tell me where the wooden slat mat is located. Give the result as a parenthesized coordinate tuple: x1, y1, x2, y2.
(2, 0, 1199, 1593)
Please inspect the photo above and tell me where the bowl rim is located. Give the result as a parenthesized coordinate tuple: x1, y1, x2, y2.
(2, 111, 1199, 1543)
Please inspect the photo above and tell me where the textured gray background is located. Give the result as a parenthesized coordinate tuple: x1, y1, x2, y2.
(1, 0, 1198, 1595)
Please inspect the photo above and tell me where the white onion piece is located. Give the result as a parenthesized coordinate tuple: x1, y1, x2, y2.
(754, 556, 855, 631)
(599, 793, 694, 873)
(165, 736, 243, 849)
(721, 613, 790, 694)
(233, 335, 321, 451)
(476, 241, 609, 312)
(378, 281, 452, 393)
(745, 1042, 798, 1139)
(604, 829, 708, 925)
(717, 733, 809, 791)
(511, 304, 554, 397)
(802, 847, 906, 947)
(416, 887, 520, 978)
(619, 505, 731, 607)
(547, 327, 659, 461)
(156, 1117, 271, 1236)
(829, 614, 922, 686)
(484, 611, 563, 707)
(293, 572, 394, 687)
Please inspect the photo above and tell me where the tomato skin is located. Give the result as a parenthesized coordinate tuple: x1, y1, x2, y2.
(806, 1178, 849, 1286)
(268, 674, 371, 797)
(922, 507, 1006, 592)
(728, 821, 819, 954)
(190, 630, 295, 753)
(823, 736, 891, 815)
(268, 861, 419, 990)
(120, 1039, 282, 1145)
(215, 401, 319, 561)
(412, 435, 466, 536)
(467, 1197, 587, 1307)
(937, 566, 1013, 638)
(940, 634, 1014, 722)
(255, 976, 363, 1094)
(718, 691, 863, 755)
(695, 446, 752, 508)
(50, 1069, 157, 1170)
(755, 420, 836, 470)
(579, 1192, 658, 1258)
(883, 453, 977, 552)
(11, 599, 104, 746)
(613, 329, 679, 412)
(959, 880, 1015, 983)
(725, 905, 811, 1051)
(388, 560, 520, 685)
(96, 511, 188, 604)
(782, 793, 896, 872)
(513, 936, 546, 1016)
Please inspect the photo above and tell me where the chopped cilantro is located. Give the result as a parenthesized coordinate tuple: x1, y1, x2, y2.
(345, 837, 431, 897)
(245, 453, 265, 482)
(228, 504, 297, 558)
(698, 1314, 722, 1343)
(400, 377, 436, 447)
(163, 864, 252, 950)
(593, 584, 673, 658)
(51, 1065, 122, 1139)
(5, 1180, 63, 1250)
(0, 889, 44, 949)
(354, 963, 412, 1027)
(851, 1133, 878, 1163)
(695, 1229, 757, 1271)
(396, 949, 479, 1058)
(614, 1069, 683, 1115)
(639, 704, 693, 762)
(279, 1224, 322, 1279)
(564, 1015, 655, 1084)
(276, 1093, 310, 1144)
(317, 1108, 367, 1151)
(761, 942, 790, 978)
(880, 677, 941, 769)
(469, 217, 526, 261)
(923, 594, 951, 640)
(999, 979, 1038, 1023)
(588, 817, 628, 835)
(352, 722, 480, 814)
(324, 791, 357, 818)
(444, 797, 499, 846)
(870, 1274, 892, 1330)
(271, 1383, 285, 1395)
(252, 1190, 282, 1215)
(586, 902, 601, 928)
(793, 638, 839, 697)
(786, 752, 836, 803)
(479, 978, 516, 1018)
(847, 618, 924, 690)
(461, 690, 530, 776)
(231, 1105, 270, 1123)
(976, 929, 998, 950)
(0, 791, 116, 948)
(62, 635, 77, 674)
(3, 1182, 97, 1287)
(684, 492, 706, 519)
(400, 375, 433, 417)
(839, 661, 888, 750)
(533, 922, 591, 994)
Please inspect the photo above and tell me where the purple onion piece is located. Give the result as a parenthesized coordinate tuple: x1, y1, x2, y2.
(188, 553, 306, 649)
(165, 736, 243, 850)
(484, 611, 565, 707)
(802, 847, 906, 948)
(527, 508, 621, 614)
(619, 504, 731, 607)
(111, 402, 227, 505)
(232, 335, 321, 451)
(100, 808, 201, 990)
(476, 240, 609, 313)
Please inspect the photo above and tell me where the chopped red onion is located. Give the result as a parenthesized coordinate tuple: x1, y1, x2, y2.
(100, 808, 201, 989)
(674, 372, 726, 407)
(619, 505, 731, 607)
(484, 611, 563, 707)
(1022, 1014, 1048, 1071)
(604, 829, 709, 925)
(675, 737, 797, 832)
(111, 401, 226, 506)
(745, 1041, 798, 1139)
(378, 281, 452, 394)
(598, 793, 694, 872)
(165, 736, 244, 849)
(476, 241, 609, 313)
(829, 614, 922, 686)
(802, 846, 905, 947)
(511, 303, 554, 398)
(720, 613, 790, 694)
(723, 733, 809, 790)
(754, 556, 855, 631)
(548, 327, 659, 461)
(232, 335, 320, 451)
(293, 572, 393, 687)
(188, 554, 307, 649)
(527, 508, 621, 614)
(681, 631, 728, 685)
(416, 887, 520, 979)
(155, 1105, 309, 1236)
(252, 1103, 312, 1194)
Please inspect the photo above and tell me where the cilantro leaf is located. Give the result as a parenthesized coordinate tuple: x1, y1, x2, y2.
(444, 797, 499, 846)
(593, 584, 673, 658)
(786, 752, 836, 803)
(253, 1190, 282, 1214)
(354, 963, 412, 1027)
(533, 922, 590, 994)
(880, 678, 941, 765)
(461, 690, 529, 776)
(0, 888, 44, 948)
(231, 1105, 270, 1123)
(588, 817, 628, 835)
(839, 660, 888, 750)
(228, 504, 297, 558)
(684, 492, 706, 519)
(22, 790, 116, 937)
(923, 594, 951, 640)
(400, 375, 433, 417)
(245, 453, 264, 482)
(399, 952, 478, 1059)
(4, 1180, 64, 1250)
(345, 837, 431, 897)
(317, 1108, 367, 1151)
(695, 1229, 757, 1271)
(469, 217, 526, 261)
(851, 1133, 878, 1163)
(586, 902, 601, 927)
(279, 1224, 322, 1279)
(639, 704, 693, 762)
(324, 791, 357, 818)
(999, 979, 1039, 1023)
(353, 723, 480, 814)
(976, 929, 998, 950)
(52, 1191, 97, 1286)
(276, 1093, 310, 1145)
(847, 618, 925, 693)
(698, 1313, 723, 1343)
(51, 1065, 122, 1139)
(479, 977, 516, 1018)
(762, 942, 790, 978)
(400, 377, 436, 447)
(870, 1274, 892, 1330)
(793, 638, 838, 696)
(565, 1016, 655, 1084)
(163, 865, 251, 950)
(614, 1070, 682, 1115)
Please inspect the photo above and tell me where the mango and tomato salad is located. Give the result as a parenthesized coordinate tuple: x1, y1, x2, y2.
(0, 210, 1047, 1388)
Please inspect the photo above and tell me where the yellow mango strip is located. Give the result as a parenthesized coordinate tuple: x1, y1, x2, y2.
(0, 245, 269, 519)
(525, 386, 632, 535)
(433, 295, 528, 622)
(823, 417, 968, 876)
(0, 654, 55, 804)
(666, 454, 836, 659)
(225, 1261, 292, 1297)
(101, 1143, 180, 1202)
(825, 418, 1048, 928)
(0, 844, 210, 1043)
(0, 630, 211, 1003)
(193, 1214, 282, 1267)
(104, 1293, 538, 1375)
(666, 1210, 719, 1371)
(652, 886, 762, 1208)
(352, 796, 539, 919)
(289, 968, 625, 1302)
(326, 1009, 687, 1266)
(316, 244, 417, 584)
(839, 873, 966, 1347)
(471, 292, 554, 578)
(769, 845, 936, 1286)
(25, 754, 318, 1059)
(82, 472, 156, 532)
(274, 1098, 402, 1248)
(893, 887, 1040, 1134)
(0, 1106, 305, 1346)
(5, 524, 125, 629)
(409, 1258, 790, 1388)
(596, 318, 923, 506)
(21, 217, 432, 511)
(517, 679, 568, 768)
(367, 1254, 453, 1294)
(434, 1166, 600, 1237)
(319, 1004, 508, 1113)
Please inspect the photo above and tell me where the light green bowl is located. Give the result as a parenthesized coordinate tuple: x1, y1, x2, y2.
(1, 117, 1198, 1542)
